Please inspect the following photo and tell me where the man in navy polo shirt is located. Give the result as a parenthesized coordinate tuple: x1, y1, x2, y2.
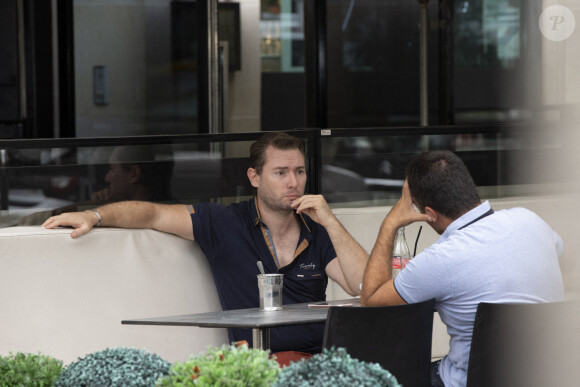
(43, 132, 369, 362)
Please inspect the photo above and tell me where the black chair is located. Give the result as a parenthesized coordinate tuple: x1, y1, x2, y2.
(466, 300, 580, 387)
(322, 298, 435, 387)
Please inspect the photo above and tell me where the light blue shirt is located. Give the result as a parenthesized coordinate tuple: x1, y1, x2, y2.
(395, 201, 565, 387)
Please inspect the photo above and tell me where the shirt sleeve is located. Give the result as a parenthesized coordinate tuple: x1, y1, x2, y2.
(190, 202, 228, 259)
(394, 245, 450, 304)
(554, 231, 565, 260)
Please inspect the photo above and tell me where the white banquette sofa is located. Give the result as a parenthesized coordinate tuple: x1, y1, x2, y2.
(1, 195, 578, 364)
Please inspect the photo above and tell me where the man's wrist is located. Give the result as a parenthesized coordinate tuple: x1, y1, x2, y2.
(91, 209, 102, 227)
(381, 217, 400, 236)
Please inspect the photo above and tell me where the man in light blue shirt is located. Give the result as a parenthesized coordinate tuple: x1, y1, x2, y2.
(361, 151, 565, 387)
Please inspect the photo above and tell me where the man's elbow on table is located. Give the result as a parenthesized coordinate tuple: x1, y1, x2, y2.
(344, 285, 361, 298)
(360, 280, 405, 307)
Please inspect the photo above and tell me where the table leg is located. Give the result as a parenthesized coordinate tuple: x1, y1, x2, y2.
(252, 327, 270, 350)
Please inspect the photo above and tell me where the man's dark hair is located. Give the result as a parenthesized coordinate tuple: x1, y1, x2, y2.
(249, 132, 305, 174)
(116, 145, 174, 201)
(406, 150, 480, 219)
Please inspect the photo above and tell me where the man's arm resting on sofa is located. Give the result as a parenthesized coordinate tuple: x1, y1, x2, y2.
(42, 201, 194, 240)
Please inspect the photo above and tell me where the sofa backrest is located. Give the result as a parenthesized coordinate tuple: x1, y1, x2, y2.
(0, 226, 227, 364)
(1, 194, 577, 364)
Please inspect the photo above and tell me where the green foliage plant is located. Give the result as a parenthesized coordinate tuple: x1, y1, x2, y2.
(273, 347, 402, 387)
(156, 342, 280, 387)
(55, 347, 171, 387)
(0, 352, 63, 387)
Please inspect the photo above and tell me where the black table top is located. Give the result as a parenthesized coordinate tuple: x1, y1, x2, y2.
(121, 299, 360, 330)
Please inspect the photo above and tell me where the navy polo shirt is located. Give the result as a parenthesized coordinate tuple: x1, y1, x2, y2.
(189, 197, 337, 353)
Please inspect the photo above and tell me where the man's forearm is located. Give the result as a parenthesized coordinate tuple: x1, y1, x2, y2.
(325, 218, 369, 295)
(43, 200, 172, 239)
(361, 218, 397, 305)
(289, 195, 369, 294)
(92, 201, 158, 229)
(360, 180, 430, 306)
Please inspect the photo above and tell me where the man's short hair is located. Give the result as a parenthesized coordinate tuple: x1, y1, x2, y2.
(115, 145, 174, 201)
(249, 132, 305, 174)
(406, 150, 480, 219)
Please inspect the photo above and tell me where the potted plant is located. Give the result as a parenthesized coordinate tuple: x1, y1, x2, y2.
(0, 352, 63, 386)
(156, 342, 280, 386)
(55, 347, 171, 387)
(273, 347, 402, 387)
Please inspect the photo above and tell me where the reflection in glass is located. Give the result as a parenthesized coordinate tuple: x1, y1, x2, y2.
(0, 137, 269, 227)
(260, 0, 307, 131)
(74, 0, 201, 137)
(320, 124, 571, 206)
(454, 0, 532, 123)
(455, 0, 521, 69)
(325, 1, 439, 127)
(0, 125, 574, 225)
(260, 0, 304, 72)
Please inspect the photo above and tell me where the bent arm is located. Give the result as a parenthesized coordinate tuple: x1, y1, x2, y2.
(361, 218, 406, 306)
(323, 216, 368, 296)
(361, 181, 430, 306)
(292, 195, 368, 296)
(42, 201, 193, 240)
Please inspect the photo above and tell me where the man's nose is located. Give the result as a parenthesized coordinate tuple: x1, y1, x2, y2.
(287, 172, 298, 188)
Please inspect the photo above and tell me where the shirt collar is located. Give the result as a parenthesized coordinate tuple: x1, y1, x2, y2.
(250, 196, 312, 233)
(440, 200, 490, 241)
(251, 196, 261, 226)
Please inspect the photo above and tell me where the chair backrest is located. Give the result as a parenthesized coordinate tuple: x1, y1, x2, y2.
(466, 300, 580, 387)
(322, 298, 435, 387)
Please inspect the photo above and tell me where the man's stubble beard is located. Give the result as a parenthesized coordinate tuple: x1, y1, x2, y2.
(260, 194, 294, 213)
(258, 189, 302, 214)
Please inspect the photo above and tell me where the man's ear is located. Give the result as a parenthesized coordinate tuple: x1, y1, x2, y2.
(424, 206, 438, 223)
(247, 168, 259, 188)
(129, 165, 142, 184)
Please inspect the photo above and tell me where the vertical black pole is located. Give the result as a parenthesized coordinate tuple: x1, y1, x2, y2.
(438, 0, 454, 125)
(197, 0, 209, 133)
(56, 0, 76, 138)
(418, 0, 430, 126)
(304, 0, 327, 129)
(0, 149, 7, 210)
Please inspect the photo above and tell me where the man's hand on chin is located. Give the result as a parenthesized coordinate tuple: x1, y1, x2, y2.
(290, 195, 335, 227)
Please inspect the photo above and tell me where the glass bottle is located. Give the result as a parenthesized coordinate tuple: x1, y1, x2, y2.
(392, 227, 411, 278)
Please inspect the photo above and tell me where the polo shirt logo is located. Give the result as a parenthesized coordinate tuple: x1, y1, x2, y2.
(299, 263, 317, 271)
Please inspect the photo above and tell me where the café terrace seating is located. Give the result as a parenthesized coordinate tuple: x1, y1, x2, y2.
(0, 202, 451, 365)
(0, 194, 578, 378)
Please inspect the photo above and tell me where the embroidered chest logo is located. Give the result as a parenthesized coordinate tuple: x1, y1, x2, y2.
(299, 263, 317, 271)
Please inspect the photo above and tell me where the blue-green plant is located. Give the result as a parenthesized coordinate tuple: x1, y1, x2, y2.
(55, 347, 171, 387)
(156, 342, 280, 386)
(273, 347, 401, 387)
(0, 352, 63, 387)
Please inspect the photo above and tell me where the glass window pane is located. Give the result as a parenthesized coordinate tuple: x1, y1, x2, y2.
(320, 125, 570, 206)
(74, 0, 200, 137)
(455, 0, 521, 69)
(260, 0, 306, 131)
(0, 132, 317, 227)
(454, 0, 533, 122)
(0, 0, 19, 122)
(325, 0, 440, 127)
